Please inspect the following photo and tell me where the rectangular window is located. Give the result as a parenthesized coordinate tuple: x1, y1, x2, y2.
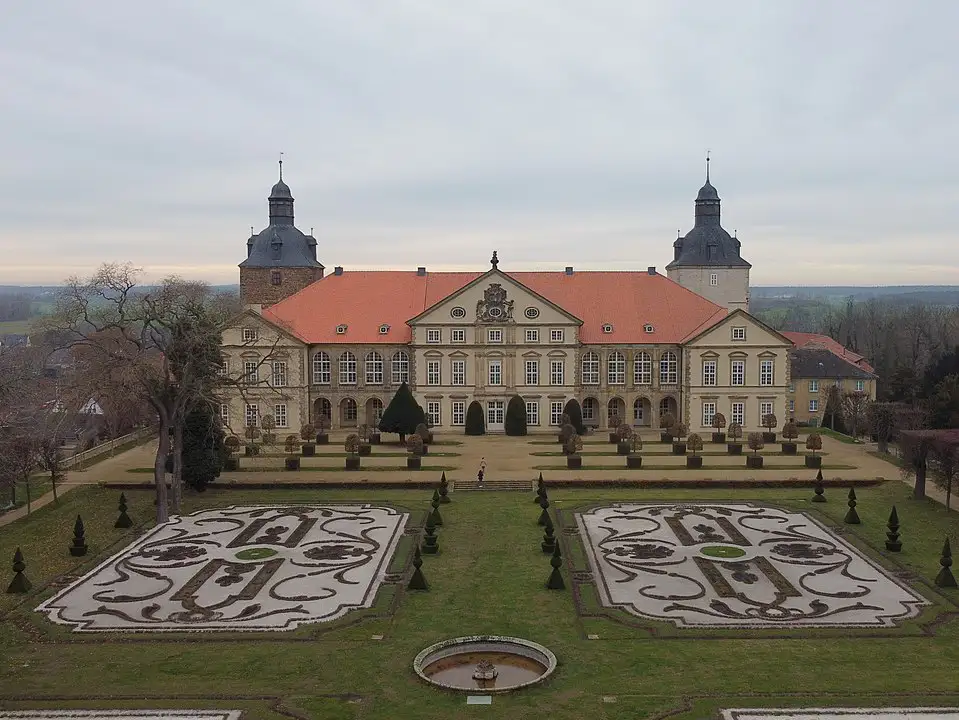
(487, 400, 505, 426)
(270, 270, 282, 286)
(451, 401, 465, 426)
(582, 353, 600, 385)
(702, 360, 717, 386)
(242, 328, 258, 342)
(809, 399, 819, 412)
(217, 360, 229, 377)
(731, 402, 744, 426)
(809, 379, 819, 393)
(526, 401, 539, 426)
(710, 273, 718, 287)
(427, 360, 441, 386)
(760, 401, 774, 423)
(732, 326, 746, 341)
(550, 401, 564, 426)
(525, 359, 539, 385)
(274, 403, 288, 428)
(245, 403, 259, 427)
(426, 401, 441, 426)
(525, 328, 539, 343)
(731, 360, 745, 386)
(426, 328, 441, 344)
(550, 329, 564, 342)
(488, 360, 502, 386)
(243, 361, 259, 385)
(550, 360, 564, 385)
(271, 361, 288, 387)
(788, 383, 795, 393)
(789, 399, 795, 412)
(702, 402, 716, 427)
(451, 328, 466, 343)
(855, 380, 865, 392)
(582, 400, 595, 421)
(220, 403, 229, 424)
(634, 401, 644, 423)
(488, 328, 503, 343)
(451, 359, 466, 386)
(760, 359, 774, 386)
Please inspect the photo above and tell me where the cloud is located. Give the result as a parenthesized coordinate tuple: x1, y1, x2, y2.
(0, 0, 956, 285)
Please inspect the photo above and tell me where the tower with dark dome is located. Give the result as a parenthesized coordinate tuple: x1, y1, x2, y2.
(239, 161, 325, 308)
(666, 159, 751, 312)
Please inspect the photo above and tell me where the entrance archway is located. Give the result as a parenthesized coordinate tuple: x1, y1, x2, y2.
(340, 397, 358, 427)
(607, 397, 626, 428)
(633, 397, 652, 427)
(313, 397, 332, 426)
(365, 397, 384, 426)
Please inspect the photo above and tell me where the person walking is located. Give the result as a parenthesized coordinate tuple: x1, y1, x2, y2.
(477, 457, 487, 486)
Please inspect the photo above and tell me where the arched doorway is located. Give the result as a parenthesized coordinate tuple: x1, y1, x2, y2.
(339, 397, 358, 427)
(365, 397, 384, 426)
(633, 397, 652, 427)
(607, 397, 626, 428)
(313, 397, 332, 426)
(658, 396, 678, 425)
(582, 397, 599, 427)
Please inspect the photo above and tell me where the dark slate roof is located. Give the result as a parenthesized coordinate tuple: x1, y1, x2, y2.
(239, 224, 323, 269)
(790, 348, 876, 380)
(696, 180, 719, 201)
(270, 179, 292, 198)
(666, 179, 752, 270)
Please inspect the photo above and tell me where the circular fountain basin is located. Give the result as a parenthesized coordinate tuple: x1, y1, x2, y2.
(413, 635, 557, 692)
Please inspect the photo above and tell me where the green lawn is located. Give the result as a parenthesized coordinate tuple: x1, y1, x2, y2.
(0, 481, 957, 719)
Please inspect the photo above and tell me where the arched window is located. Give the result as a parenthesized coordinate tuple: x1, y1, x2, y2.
(659, 351, 678, 385)
(391, 351, 410, 384)
(659, 397, 674, 418)
(582, 351, 599, 385)
(365, 351, 383, 384)
(582, 397, 598, 421)
(607, 397, 625, 425)
(339, 351, 357, 385)
(312, 351, 331, 385)
(341, 397, 357, 424)
(313, 397, 332, 422)
(607, 351, 626, 385)
(370, 397, 384, 423)
(634, 351, 652, 385)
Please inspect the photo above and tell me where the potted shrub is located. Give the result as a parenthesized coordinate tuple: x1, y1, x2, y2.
(224, 435, 240, 471)
(559, 423, 576, 454)
(762, 413, 777, 443)
(671, 422, 688, 456)
(686, 433, 704, 469)
(368, 422, 381, 445)
(616, 421, 634, 455)
(284, 434, 300, 471)
(727, 422, 743, 455)
(781, 419, 799, 455)
(565, 433, 584, 469)
(660, 412, 676, 443)
(344, 433, 362, 470)
(626, 433, 643, 469)
(315, 416, 330, 445)
(357, 425, 373, 456)
(711, 413, 727, 443)
(244, 426, 261, 457)
(805, 432, 823, 468)
(260, 414, 277, 446)
(465, 400, 485, 435)
(407, 433, 424, 469)
(415, 422, 431, 452)
(608, 418, 620, 445)
(299, 423, 316, 456)
(557, 413, 571, 443)
(746, 432, 765, 469)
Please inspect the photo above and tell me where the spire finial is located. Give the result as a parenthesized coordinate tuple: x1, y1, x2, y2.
(490, 250, 499, 269)
(705, 149, 711, 182)
(278, 152, 284, 181)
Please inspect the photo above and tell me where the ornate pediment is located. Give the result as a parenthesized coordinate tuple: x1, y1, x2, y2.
(476, 283, 515, 323)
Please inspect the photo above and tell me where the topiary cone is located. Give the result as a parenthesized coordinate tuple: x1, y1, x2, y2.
(6, 547, 31, 594)
(844, 488, 861, 524)
(541, 516, 556, 554)
(115, 492, 133, 528)
(438, 472, 451, 503)
(407, 545, 429, 591)
(546, 543, 565, 590)
(70, 514, 88, 557)
(421, 512, 439, 555)
(935, 537, 957, 588)
(812, 470, 826, 503)
(537, 496, 550, 526)
(885, 506, 902, 552)
(429, 496, 443, 527)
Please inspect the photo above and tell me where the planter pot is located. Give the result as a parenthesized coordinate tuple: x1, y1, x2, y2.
(369, 433, 381, 445)
(805, 455, 822, 469)
(762, 432, 776, 443)
(358, 444, 372, 456)
(224, 457, 239, 472)
(746, 455, 764, 469)
(567, 455, 582, 470)
(686, 456, 703, 469)
(781, 442, 798, 456)
(727, 443, 743, 455)
(315, 433, 329, 445)
(263, 433, 276, 445)
(407, 456, 422, 470)
(672, 442, 687, 456)
(345, 456, 361, 470)
(712, 432, 726, 444)
(660, 432, 672, 443)
(626, 454, 643, 469)
(301, 443, 315, 457)
(609, 432, 619, 444)
(617, 441, 631, 456)
(285, 457, 300, 471)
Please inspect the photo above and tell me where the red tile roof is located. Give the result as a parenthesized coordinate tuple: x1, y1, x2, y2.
(782, 332, 875, 373)
(264, 270, 727, 345)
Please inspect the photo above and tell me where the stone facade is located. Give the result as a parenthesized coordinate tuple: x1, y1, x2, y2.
(666, 265, 751, 313)
(239, 266, 325, 309)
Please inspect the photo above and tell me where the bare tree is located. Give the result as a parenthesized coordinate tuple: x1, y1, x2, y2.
(930, 435, 959, 511)
(867, 401, 902, 454)
(841, 391, 871, 440)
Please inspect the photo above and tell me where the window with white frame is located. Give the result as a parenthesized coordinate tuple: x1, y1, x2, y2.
(525, 328, 539, 343)
(855, 379, 865, 392)
(659, 351, 678, 385)
(702, 402, 716, 427)
(426, 401, 441, 426)
(702, 360, 717, 386)
(274, 404, 288, 428)
(809, 399, 819, 412)
(488, 328, 503, 343)
(245, 403, 259, 427)
(526, 401, 539, 426)
(271, 361, 288, 387)
(550, 401, 564, 426)
(391, 351, 410, 384)
(550, 359, 564, 385)
(488, 359, 502, 385)
(365, 351, 384, 384)
(634, 352, 652, 385)
(789, 399, 795, 412)
(220, 403, 229, 424)
(582, 397, 597, 421)
(582, 351, 599, 384)
(731, 359, 745, 386)
(242, 328, 258, 342)
(217, 359, 229, 377)
(760, 359, 774, 386)
(730, 402, 744, 426)
(426, 328, 441, 344)
(525, 359, 539, 385)
(732, 326, 746, 341)
(633, 399, 644, 423)
(809, 379, 819, 393)
(607, 351, 626, 385)
(710, 273, 718, 287)
(760, 401, 774, 422)
(243, 360, 259, 385)
(312, 351, 331, 384)
(451, 401, 465, 426)
(427, 360, 441, 386)
(789, 383, 795, 393)
(451, 359, 466, 386)
(339, 351, 357, 384)
(343, 398, 357, 422)
(550, 329, 564, 343)
(451, 328, 466, 343)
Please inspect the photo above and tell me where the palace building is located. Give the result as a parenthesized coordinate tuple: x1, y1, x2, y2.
(221, 162, 796, 435)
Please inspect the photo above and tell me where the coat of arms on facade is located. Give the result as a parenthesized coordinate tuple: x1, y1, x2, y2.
(476, 283, 514, 322)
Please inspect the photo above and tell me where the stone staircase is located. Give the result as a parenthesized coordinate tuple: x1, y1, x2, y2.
(452, 478, 536, 492)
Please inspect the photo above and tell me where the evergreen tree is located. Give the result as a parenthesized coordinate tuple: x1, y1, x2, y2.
(378, 382, 425, 443)
(505, 395, 528, 436)
(465, 400, 485, 436)
(562, 399, 586, 435)
(181, 402, 226, 492)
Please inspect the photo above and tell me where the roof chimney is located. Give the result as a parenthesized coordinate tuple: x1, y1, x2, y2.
(565, 266, 574, 275)
(334, 266, 343, 276)
(647, 266, 657, 275)
(417, 266, 426, 276)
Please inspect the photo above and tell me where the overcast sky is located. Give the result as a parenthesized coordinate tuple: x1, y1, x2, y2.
(1, 1, 956, 286)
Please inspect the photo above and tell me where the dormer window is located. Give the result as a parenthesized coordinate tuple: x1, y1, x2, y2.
(242, 328, 258, 342)
(379, 324, 390, 335)
(732, 326, 746, 341)
(644, 324, 654, 334)
(336, 324, 348, 335)
(602, 323, 614, 334)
